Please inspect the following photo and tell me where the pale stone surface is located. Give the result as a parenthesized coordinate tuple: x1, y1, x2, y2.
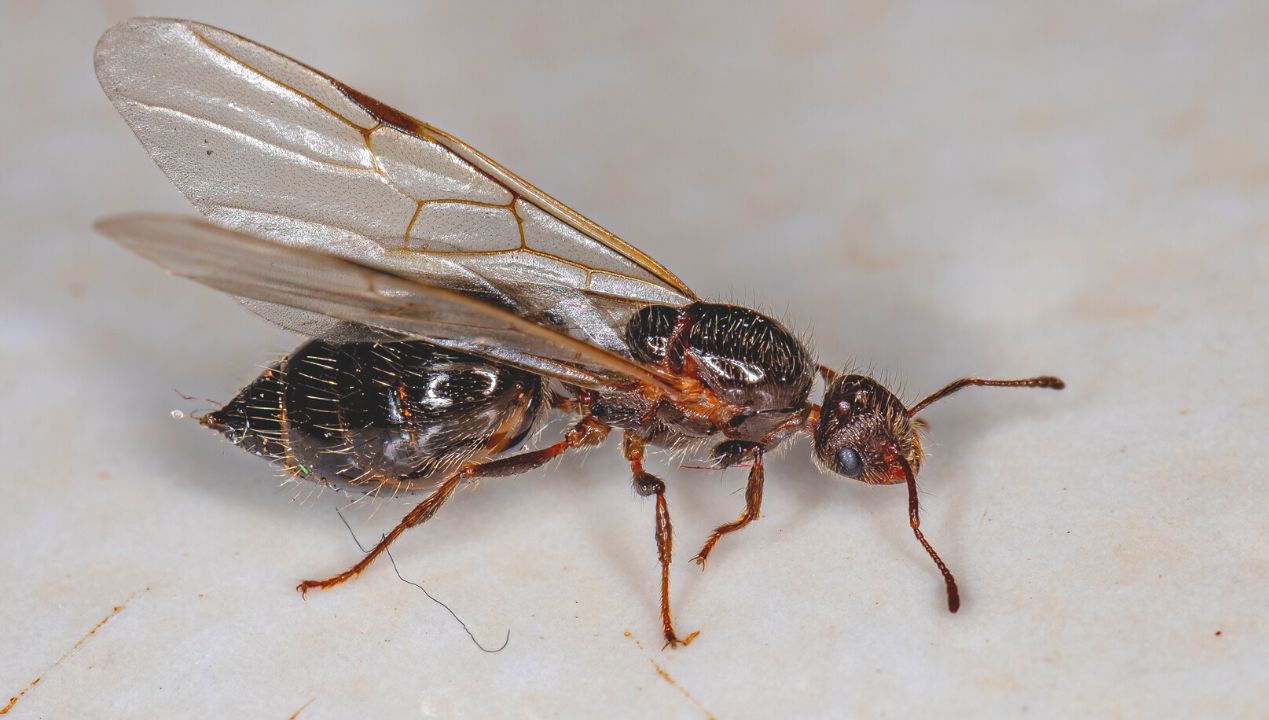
(2, 2, 1265, 718)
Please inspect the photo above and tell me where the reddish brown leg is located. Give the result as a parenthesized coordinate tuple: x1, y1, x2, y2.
(692, 447, 764, 567)
(297, 416, 610, 596)
(623, 433, 698, 648)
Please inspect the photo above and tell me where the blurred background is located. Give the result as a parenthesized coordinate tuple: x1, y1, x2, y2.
(2, 2, 1266, 717)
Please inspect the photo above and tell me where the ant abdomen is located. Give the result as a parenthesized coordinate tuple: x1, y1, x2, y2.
(205, 340, 545, 493)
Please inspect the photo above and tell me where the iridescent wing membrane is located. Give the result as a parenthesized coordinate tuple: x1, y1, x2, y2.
(96, 214, 684, 393)
(94, 18, 695, 355)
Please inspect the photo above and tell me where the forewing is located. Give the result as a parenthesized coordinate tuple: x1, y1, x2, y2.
(94, 18, 695, 350)
(96, 214, 685, 396)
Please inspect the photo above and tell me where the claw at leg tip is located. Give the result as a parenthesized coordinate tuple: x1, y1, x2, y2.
(663, 630, 700, 649)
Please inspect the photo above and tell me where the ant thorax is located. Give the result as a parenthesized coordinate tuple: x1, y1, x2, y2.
(587, 302, 815, 447)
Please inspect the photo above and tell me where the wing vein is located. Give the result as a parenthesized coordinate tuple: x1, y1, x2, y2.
(209, 203, 396, 247)
(191, 30, 371, 134)
(120, 98, 377, 176)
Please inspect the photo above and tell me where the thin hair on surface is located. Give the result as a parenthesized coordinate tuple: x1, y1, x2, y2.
(173, 387, 223, 407)
(335, 506, 510, 653)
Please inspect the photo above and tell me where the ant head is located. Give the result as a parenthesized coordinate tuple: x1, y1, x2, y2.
(812, 374, 923, 485)
(807, 370, 1062, 613)
(810, 372, 1065, 485)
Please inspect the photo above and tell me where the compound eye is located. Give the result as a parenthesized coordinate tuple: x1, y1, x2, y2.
(836, 447, 864, 478)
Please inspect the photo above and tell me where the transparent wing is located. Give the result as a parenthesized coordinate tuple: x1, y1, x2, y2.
(97, 213, 686, 396)
(94, 18, 696, 351)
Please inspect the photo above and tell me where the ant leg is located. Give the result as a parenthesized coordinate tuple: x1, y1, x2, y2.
(692, 445, 764, 568)
(547, 389, 582, 413)
(623, 433, 699, 648)
(297, 416, 609, 596)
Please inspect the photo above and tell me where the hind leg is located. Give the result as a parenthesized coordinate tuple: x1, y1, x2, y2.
(297, 416, 609, 595)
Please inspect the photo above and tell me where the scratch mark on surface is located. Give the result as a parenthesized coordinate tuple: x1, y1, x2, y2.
(286, 697, 316, 719)
(623, 630, 716, 719)
(1, 588, 147, 715)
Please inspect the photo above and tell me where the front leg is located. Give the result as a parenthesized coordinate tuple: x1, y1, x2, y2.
(693, 443, 765, 568)
(622, 433, 698, 648)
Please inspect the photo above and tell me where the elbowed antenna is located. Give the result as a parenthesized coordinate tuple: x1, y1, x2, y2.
(889, 450, 960, 612)
(908, 376, 1065, 417)
(895, 373, 1063, 612)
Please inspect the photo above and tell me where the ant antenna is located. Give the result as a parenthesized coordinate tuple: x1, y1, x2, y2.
(892, 452, 959, 612)
(909, 376, 1064, 416)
